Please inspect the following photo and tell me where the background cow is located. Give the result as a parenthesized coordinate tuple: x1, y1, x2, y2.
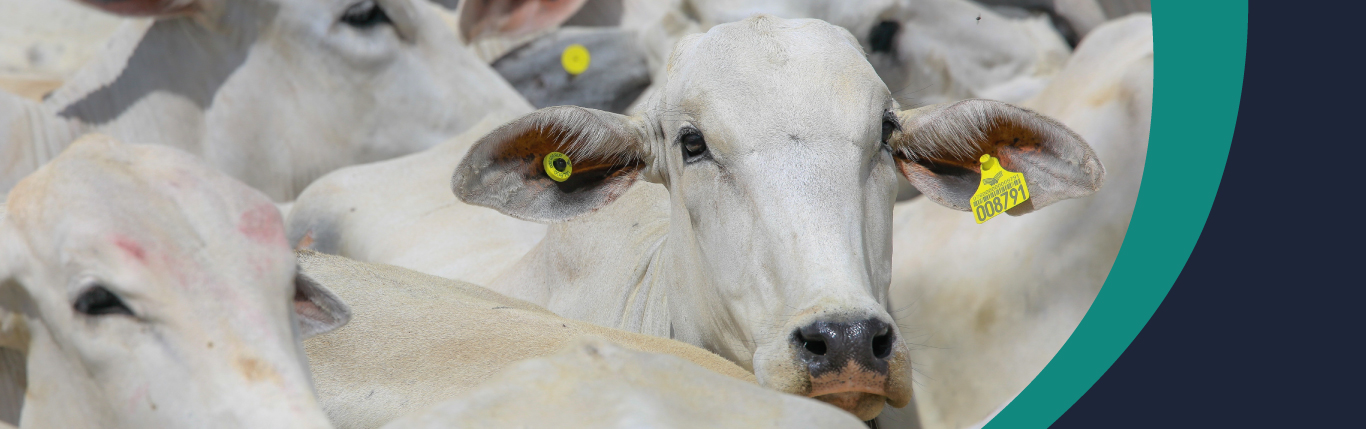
(1, 0, 532, 201)
(0, 134, 350, 428)
(880, 14, 1153, 428)
(296, 250, 758, 428)
(382, 339, 868, 429)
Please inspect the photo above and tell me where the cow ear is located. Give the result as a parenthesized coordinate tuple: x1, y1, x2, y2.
(459, 0, 590, 42)
(890, 99, 1104, 214)
(75, 0, 200, 17)
(453, 105, 651, 223)
(292, 269, 351, 339)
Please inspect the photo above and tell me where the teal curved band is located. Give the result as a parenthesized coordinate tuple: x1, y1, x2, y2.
(984, 2, 1247, 427)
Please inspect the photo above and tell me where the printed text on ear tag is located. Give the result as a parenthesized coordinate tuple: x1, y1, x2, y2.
(544, 152, 572, 182)
(561, 44, 590, 76)
(970, 154, 1030, 224)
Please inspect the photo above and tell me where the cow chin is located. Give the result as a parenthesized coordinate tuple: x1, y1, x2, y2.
(814, 392, 890, 421)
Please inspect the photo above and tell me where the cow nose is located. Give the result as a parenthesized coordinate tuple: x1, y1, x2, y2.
(793, 318, 895, 376)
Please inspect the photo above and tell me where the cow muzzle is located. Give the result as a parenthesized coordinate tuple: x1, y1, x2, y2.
(793, 318, 912, 420)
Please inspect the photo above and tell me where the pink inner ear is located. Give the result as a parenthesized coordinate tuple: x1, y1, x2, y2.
(293, 293, 329, 324)
(462, 0, 589, 41)
(78, 0, 195, 17)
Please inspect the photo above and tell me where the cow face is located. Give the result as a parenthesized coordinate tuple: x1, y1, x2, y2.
(0, 135, 348, 428)
(454, 16, 1101, 420)
(57, 0, 529, 200)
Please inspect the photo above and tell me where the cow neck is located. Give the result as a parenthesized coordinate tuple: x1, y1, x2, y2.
(507, 182, 674, 338)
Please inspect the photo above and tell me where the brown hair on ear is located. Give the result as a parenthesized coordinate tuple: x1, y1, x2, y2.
(453, 106, 649, 223)
(891, 99, 1104, 212)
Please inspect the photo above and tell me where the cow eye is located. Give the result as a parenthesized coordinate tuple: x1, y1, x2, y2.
(681, 129, 708, 162)
(881, 113, 899, 145)
(73, 285, 134, 317)
(341, 1, 391, 29)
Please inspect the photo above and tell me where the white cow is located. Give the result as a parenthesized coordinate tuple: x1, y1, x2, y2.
(0, 0, 532, 201)
(0, 134, 351, 428)
(885, 15, 1152, 428)
(383, 338, 867, 429)
(446, 16, 1103, 421)
(295, 249, 757, 428)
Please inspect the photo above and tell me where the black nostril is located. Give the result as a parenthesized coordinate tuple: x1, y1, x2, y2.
(797, 330, 828, 356)
(868, 20, 900, 53)
(871, 331, 893, 359)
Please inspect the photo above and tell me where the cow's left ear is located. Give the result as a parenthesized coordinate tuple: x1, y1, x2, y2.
(890, 99, 1104, 213)
(459, 0, 590, 42)
(292, 269, 351, 339)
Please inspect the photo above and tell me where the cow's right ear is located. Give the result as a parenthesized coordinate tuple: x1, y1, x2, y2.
(76, 0, 199, 16)
(459, 0, 590, 42)
(453, 106, 652, 223)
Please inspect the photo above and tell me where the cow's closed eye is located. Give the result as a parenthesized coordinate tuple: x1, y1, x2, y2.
(73, 285, 134, 317)
(340, 0, 391, 29)
(681, 128, 709, 163)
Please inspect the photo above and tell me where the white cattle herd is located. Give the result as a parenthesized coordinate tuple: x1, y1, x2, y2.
(0, 0, 1151, 428)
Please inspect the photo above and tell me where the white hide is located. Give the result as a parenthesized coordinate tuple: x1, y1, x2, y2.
(295, 250, 756, 429)
(381, 339, 866, 429)
(0, 134, 349, 428)
(0, 0, 532, 201)
(882, 15, 1152, 429)
(287, 112, 546, 286)
(0, 0, 128, 99)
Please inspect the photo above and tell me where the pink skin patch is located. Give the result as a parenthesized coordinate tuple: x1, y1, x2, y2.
(113, 235, 147, 262)
(238, 204, 285, 246)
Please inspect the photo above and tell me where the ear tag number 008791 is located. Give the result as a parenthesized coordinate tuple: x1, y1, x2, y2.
(970, 154, 1030, 224)
(544, 152, 572, 182)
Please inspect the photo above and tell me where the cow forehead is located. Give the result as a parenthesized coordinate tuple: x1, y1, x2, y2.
(6, 137, 293, 294)
(663, 17, 890, 140)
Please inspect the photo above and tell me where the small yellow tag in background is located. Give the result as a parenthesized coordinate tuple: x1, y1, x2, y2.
(544, 152, 572, 182)
(561, 44, 591, 76)
(970, 154, 1030, 224)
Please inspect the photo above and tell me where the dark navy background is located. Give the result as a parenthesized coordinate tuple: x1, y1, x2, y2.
(1052, 2, 1358, 427)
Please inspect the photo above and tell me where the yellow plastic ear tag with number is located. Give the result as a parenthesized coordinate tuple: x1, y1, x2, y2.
(970, 154, 1030, 224)
(544, 152, 572, 182)
(561, 44, 590, 76)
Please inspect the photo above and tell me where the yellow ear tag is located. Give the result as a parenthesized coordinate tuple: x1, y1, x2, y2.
(970, 154, 1030, 224)
(561, 44, 590, 76)
(544, 152, 572, 182)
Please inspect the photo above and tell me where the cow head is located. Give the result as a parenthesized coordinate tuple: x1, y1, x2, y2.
(56, 0, 531, 200)
(453, 16, 1101, 420)
(0, 135, 349, 428)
